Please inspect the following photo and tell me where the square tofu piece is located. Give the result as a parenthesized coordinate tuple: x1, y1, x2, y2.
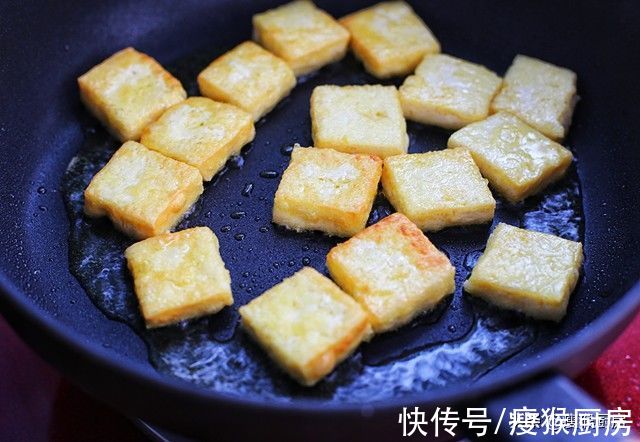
(239, 267, 372, 386)
(381, 149, 495, 231)
(125, 227, 232, 328)
(253, 0, 350, 76)
(310, 85, 408, 158)
(491, 55, 578, 140)
(272, 146, 382, 237)
(78, 47, 186, 142)
(339, 1, 440, 78)
(197, 41, 296, 121)
(464, 223, 583, 321)
(448, 112, 574, 202)
(140, 97, 255, 181)
(84, 141, 203, 239)
(399, 54, 502, 129)
(327, 213, 455, 333)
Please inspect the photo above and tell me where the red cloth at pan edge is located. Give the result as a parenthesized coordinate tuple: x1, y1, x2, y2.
(0, 312, 638, 440)
(575, 311, 640, 432)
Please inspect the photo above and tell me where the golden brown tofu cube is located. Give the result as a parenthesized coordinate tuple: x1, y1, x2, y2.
(239, 267, 372, 386)
(448, 112, 574, 202)
(327, 213, 455, 333)
(464, 223, 583, 321)
(339, 1, 440, 78)
(197, 41, 296, 121)
(253, 0, 350, 76)
(78, 47, 186, 141)
(272, 146, 382, 237)
(381, 149, 495, 231)
(125, 227, 232, 328)
(399, 54, 502, 129)
(84, 141, 203, 239)
(140, 97, 255, 181)
(491, 55, 578, 140)
(310, 84, 408, 158)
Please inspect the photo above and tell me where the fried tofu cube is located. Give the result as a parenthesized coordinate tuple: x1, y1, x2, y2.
(310, 84, 408, 158)
(84, 141, 203, 239)
(239, 267, 372, 386)
(339, 1, 440, 78)
(491, 55, 578, 140)
(327, 213, 455, 333)
(448, 112, 574, 202)
(399, 54, 502, 129)
(272, 146, 382, 237)
(464, 223, 583, 321)
(253, 0, 350, 76)
(197, 41, 296, 121)
(381, 149, 495, 231)
(125, 227, 232, 328)
(78, 47, 186, 142)
(140, 97, 255, 181)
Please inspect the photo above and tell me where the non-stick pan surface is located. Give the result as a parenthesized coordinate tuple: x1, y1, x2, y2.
(1, 0, 639, 438)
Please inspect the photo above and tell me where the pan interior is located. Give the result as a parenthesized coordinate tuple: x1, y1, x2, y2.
(2, 0, 639, 408)
(62, 47, 583, 403)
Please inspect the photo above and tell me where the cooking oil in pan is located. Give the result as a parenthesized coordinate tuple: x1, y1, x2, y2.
(62, 50, 584, 402)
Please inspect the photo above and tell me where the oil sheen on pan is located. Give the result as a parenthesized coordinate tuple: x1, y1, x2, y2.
(62, 48, 584, 403)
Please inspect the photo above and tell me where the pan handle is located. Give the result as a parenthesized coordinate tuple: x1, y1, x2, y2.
(480, 373, 633, 441)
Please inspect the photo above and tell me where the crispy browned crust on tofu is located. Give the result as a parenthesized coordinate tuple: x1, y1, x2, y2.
(464, 223, 583, 321)
(78, 47, 186, 141)
(83, 141, 203, 239)
(252, 0, 350, 76)
(197, 41, 296, 121)
(140, 97, 255, 181)
(310, 84, 409, 158)
(339, 1, 440, 78)
(239, 267, 372, 386)
(327, 213, 455, 332)
(272, 146, 382, 237)
(124, 227, 233, 328)
(381, 149, 495, 231)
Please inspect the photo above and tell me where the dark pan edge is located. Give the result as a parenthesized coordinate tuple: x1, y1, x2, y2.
(1, 270, 638, 417)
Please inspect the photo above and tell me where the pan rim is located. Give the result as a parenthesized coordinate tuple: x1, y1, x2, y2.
(1, 271, 639, 414)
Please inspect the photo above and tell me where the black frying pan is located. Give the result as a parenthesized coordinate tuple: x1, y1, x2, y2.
(1, 0, 639, 440)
